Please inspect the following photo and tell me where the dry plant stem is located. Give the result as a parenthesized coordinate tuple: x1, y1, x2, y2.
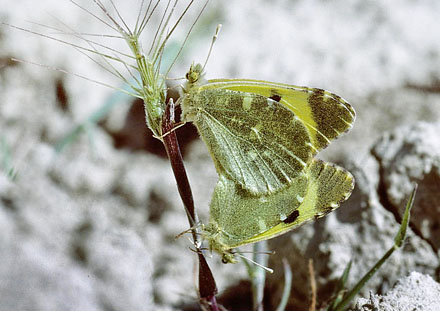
(162, 99, 198, 238)
(308, 259, 317, 311)
(199, 253, 220, 310)
(162, 99, 218, 306)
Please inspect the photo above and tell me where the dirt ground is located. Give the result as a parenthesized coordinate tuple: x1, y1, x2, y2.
(1, 1, 439, 310)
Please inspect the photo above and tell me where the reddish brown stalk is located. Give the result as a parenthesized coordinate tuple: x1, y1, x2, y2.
(162, 99, 218, 308)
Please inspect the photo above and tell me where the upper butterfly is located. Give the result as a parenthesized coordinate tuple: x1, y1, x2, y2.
(180, 63, 355, 196)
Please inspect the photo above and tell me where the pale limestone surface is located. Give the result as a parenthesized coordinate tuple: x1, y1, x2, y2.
(1, 1, 440, 310)
(355, 272, 440, 311)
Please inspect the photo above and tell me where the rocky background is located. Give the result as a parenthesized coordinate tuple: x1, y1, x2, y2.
(1, 0, 439, 310)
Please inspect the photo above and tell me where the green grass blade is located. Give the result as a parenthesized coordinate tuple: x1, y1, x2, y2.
(394, 184, 417, 248)
(54, 84, 132, 153)
(330, 185, 417, 311)
(0, 136, 17, 180)
(327, 260, 352, 311)
(276, 258, 292, 311)
(251, 241, 268, 311)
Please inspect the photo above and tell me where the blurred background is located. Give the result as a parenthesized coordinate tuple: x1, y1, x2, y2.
(1, 1, 439, 310)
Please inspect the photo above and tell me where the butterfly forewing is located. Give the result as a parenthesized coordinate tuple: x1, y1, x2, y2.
(183, 88, 313, 195)
(202, 79, 356, 153)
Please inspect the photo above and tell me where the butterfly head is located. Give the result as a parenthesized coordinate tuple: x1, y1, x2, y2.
(184, 63, 206, 91)
(203, 221, 238, 264)
(221, 251, 236, 264)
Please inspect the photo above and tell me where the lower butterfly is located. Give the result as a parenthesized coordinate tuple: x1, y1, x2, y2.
(206, 158, 354, 263)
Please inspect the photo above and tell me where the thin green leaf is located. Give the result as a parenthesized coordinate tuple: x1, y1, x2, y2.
(0, 136, 17, 180)
(327, 261, 352, 311)
(251, 241, 268, 311)
(55, 86, 132, 153)
(330, 185, 417, 311)
(394, 184, 417, 247)
(276, 258, 292, 311)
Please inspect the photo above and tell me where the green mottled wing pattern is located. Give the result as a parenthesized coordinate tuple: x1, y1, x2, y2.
(243, 158, 354, 245)
(207, 170, 308, 252)
(182, 88, 312, 195)
(201, 79, 356, 153)
(205, 158, 354, 255)
(181, 67, 356, 262)
(182, 79, 355, 195)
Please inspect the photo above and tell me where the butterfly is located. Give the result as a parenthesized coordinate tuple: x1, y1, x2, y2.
(179, 63, 355, 263)
(205, 158, 354, 263)
(181, 63, 355, 196)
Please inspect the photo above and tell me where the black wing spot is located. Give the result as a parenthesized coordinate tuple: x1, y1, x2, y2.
(269, 94, 282, 102)
(283, 210, 300, 224)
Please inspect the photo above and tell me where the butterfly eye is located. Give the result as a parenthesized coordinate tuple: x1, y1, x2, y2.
(186, 70, 199, 84)
(221, 252, 236, 264)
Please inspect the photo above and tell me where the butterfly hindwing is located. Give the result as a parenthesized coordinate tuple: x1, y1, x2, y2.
(207, 168, 309, 252)
(244, 158, 354, 245)
(204, 158, 354, 261)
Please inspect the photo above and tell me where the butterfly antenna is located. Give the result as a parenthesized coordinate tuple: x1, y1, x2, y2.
(236, 253, 274, 274)
(166, 76, 185, 81)
(236, 250, 274, 256)
(202, 24, 222, 72)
